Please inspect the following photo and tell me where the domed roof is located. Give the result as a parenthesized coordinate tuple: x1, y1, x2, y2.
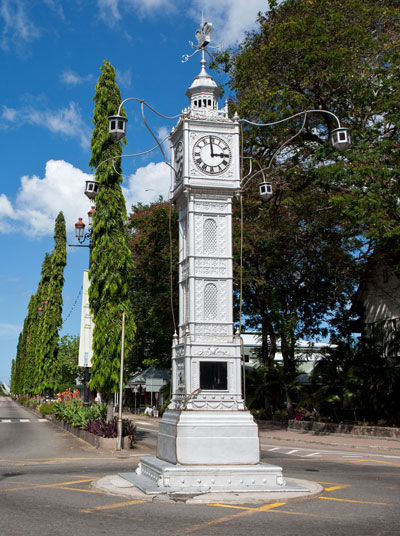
(186, 58, 220, 99)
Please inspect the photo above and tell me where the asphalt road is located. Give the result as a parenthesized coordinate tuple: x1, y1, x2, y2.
(1, 397, 400, 536)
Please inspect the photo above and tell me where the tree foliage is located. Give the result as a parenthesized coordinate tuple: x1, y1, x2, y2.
(127, 200, 178, 370)
(55, 335, 80, 392)
(37, 212, 67, 393)
(88, 60, 135, 398)
(210, 0, 400, 409)
(11, 214, 66, 394)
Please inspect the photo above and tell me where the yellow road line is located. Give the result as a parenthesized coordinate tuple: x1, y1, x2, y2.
(207, 503, 252, 510)
(56, 486, 105, 494)
(348, 458, 400, 467)
(324, 485, 351, 491)
(81, 500, 147, 513)
(319, 496, 392, 506)
(173, 502, 286, 535)
(6, 478, 96, 492)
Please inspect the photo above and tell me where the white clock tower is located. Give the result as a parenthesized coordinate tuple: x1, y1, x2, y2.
(128, 26, 302, 494)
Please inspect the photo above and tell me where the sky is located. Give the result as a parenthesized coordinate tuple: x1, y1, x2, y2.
(0, 0, 270, 384)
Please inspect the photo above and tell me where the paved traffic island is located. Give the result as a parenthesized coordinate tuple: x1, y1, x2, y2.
(93, 474, 323, 505)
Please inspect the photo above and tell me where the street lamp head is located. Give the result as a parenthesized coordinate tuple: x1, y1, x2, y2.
(259, 181, 273, 201)
(85, 179, 99, 201)
(331, 127, 351, 151)
(88, 206, 95, 227)
(109, 115, 128, 141)
(75, 217, 85, 239)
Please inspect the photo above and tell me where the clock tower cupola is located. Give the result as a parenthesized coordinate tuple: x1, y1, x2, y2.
(186, 57, 220, 115)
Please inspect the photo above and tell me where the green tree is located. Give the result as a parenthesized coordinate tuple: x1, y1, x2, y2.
(212, 0, 400, 412)
(55, 335, 80, 391)
(88, 60, 135, 409)
(127, 200, 178, 370)
(37, 212, 67, 393)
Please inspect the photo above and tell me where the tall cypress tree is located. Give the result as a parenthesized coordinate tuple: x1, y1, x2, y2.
(32, 253, 52, 393)
(37, 212, 67, 393)
(88, 60, 135, 405)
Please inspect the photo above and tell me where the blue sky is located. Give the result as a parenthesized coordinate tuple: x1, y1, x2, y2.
(0, 0, 269, 384)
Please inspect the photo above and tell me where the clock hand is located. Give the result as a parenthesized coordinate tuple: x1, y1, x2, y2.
(216, 153, 230, 158)
(209, 136, 215, 157)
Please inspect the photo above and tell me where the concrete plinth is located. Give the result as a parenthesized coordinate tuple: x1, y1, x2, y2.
(121, 456, 305, 494)
(157, 409, 260, 465)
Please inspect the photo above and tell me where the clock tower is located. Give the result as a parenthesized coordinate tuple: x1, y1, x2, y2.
(130, 28, 300, 494)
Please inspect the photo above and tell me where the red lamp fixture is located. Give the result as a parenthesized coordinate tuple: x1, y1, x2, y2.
(75, 217, 85, 239)
(88, 206, 95, 227)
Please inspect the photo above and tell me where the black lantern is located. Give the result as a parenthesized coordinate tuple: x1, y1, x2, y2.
(331, 127, 351, 151)
(75, 218, 85, 239)
(85, 179, 99, 201)
(109, 115, 128, 141)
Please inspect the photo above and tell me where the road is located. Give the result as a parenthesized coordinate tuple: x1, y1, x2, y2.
(1, 397, 400, 535)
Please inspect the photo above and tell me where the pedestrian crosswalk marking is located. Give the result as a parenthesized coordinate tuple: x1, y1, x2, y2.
(1, 419, 48, 423)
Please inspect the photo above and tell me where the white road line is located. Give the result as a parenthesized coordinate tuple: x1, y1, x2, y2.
(19, 419, 30, 422)
(268, 447, 280, 451)
(304, 452, 320, 457)
(135, 422, 157, 428)
(38, 419, 48, 422)
(1, 420, 12, 423)
(287, 449, 299, 454)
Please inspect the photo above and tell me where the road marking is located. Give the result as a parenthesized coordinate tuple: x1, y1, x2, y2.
(1, 420, 11, 423)
(286, 449, 299, 454)
(38, 419, 48, 422)
(207, 504, 251, 510)
(304, 452, 320, 457)
(324, 485, 351, 492)
(6, 478, 96, 492)
(19, 419, 30, 422)
(319, 497, 392, 506)
(174, 502, 286, 535)
(57, 486, 105, 494)
(268, 447, 280, 451)
(81, 500, 147, 513)
(348, 458, 400, 467)
(135, 422, 156, 427)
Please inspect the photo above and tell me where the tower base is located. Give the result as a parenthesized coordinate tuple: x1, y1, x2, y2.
(156, 409, 260, 465)
(121, 456, 305, 494)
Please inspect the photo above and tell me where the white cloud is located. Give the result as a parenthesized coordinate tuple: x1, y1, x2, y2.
(2, 102, 90, 150)
(116, 68, 132, 89)
(43, 0, 66, 21)
(157, 126, 171, 159)
(0, 159, 171, 237)
(97, 0, 173, 25)
(0, 160, 92, 237)
(191, 0, 267, 46)
(96, 0, 266, 45)
(0, 323, 21, 339)
(0, 0, 40, 51)
(123, 161, 171, 210)
(60, 70, 93, 87)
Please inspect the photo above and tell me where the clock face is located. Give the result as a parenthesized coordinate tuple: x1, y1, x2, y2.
(174, 140, 184, 179)
(193, 135, 231, 175)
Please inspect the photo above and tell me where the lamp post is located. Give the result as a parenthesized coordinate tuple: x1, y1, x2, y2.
(69, 181, 99, 404)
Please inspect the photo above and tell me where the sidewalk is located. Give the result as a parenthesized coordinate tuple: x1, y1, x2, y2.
(258, 423, 400, 453)
(123, 412, 400, 454)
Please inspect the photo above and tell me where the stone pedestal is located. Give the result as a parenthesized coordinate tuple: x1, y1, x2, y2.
(156, 409, 260, 465)
(121, 456, 305, 494)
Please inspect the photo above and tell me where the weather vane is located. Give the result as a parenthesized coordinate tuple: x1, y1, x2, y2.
(181, 20, 221, 63)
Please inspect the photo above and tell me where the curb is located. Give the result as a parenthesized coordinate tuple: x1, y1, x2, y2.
(92, 474, 323, 505)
